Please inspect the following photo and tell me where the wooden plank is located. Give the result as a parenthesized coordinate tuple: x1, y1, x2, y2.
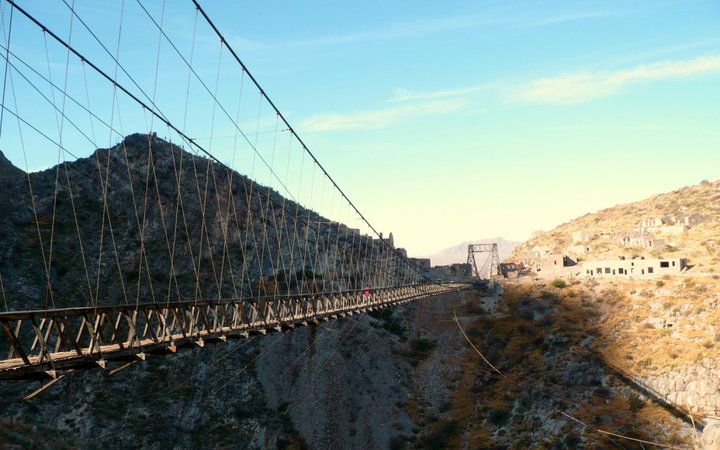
(103, 312, 125, 351)
(94, 311, 114, 348)
(107, 360, 137, 377)
(7, 320, 21, 359)
(30, 317, 52, 366)
(1, 319, 31, 366)
(52, 319, 65, 353)
(141, 309, 160, 344)
(124, 310, 140, 349)
(22, 370, 72, 402)
(75, 316, 88, 347)
(198, 306, 213, 335)
(156, 308, 170, 342)
(30, 318, 46, 351)
(170, 307, 187, 339)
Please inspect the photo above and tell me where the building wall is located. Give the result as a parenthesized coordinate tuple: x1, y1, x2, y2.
(583, 258, 687, 278)
(538, 254, 565, 273)
(683, 213, 708, 227)
(642, 217, 665, 228)
(565, 245, 590, 256)
(620, 235, 665, 250)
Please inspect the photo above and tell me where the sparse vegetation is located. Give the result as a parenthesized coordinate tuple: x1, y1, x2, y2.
(510, 179, 720, 274)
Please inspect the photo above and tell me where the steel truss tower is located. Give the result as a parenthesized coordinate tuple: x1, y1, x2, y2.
(467, 243, 501, 279)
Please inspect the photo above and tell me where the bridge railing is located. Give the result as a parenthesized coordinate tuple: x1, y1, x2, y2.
(0, 282, 467, 380)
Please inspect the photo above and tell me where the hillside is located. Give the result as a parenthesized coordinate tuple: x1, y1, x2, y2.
(0, 134, 381, 311)
(511, 179, 720, 272)
(503, 180, 720, 447)
(425, 237, 520, 267)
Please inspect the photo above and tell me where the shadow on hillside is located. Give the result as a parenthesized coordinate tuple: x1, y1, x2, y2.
(415, 282, 697, 449)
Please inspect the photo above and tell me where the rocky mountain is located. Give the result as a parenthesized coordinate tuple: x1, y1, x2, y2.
(0, 134, 393, 312)
(425, 237, 520, 267)
(0, 150, 23, 181)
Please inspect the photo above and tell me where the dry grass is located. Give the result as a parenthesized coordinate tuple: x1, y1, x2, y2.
(500, 281, 700, 445)
(462, 284, 692, 447)
(578, 276, 720, 376)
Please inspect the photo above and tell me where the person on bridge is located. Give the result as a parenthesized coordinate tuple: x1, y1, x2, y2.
(363, 285, 372, 297)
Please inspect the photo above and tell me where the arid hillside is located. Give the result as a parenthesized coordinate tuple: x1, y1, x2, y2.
(502, 179, 720, 448)
(511, 179, 720, 272)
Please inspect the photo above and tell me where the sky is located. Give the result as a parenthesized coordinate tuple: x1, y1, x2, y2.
(0, 0, 719, 257)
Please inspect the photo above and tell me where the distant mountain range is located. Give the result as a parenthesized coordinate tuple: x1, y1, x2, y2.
(424, 237, 521, 267)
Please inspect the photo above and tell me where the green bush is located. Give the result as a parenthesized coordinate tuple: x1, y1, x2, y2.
(551, 279, 567, 289)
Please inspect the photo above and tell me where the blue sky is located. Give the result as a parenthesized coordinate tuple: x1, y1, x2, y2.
(1, 0, 719, 256)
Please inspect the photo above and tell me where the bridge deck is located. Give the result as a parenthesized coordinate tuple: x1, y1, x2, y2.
(0, 283, 465, 380)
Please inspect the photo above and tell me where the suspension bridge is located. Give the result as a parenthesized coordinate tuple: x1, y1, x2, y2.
(0, 0, 475, 382)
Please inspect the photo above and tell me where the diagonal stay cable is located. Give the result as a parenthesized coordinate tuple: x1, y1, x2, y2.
(134, 0, 298, 206)
(0, 0, 12, 139)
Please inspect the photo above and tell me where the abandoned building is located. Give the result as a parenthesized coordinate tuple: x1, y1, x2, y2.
(678, 213, 708, 227)
(619, 231, 665, 250)
(582, 257, 688, 278)
(530, 253, 577, 275)
(641, 217, 667, 229)
(499, 262, 526, 279)
(525, 246, 551, 260)
(637, 213, 711, 236)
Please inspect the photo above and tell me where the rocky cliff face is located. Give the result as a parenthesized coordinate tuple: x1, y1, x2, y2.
(637, 366, 720, 449)
(639, 365, 720, 414)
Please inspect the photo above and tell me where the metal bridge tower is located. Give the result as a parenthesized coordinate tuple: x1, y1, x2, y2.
(467, 243, 501, 280)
